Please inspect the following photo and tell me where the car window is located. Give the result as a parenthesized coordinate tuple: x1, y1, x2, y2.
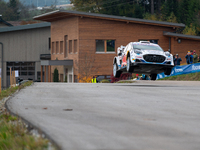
(133, 44, 163, 51)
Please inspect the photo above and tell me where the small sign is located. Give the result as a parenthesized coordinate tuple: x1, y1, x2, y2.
(15, 70, 19, 77)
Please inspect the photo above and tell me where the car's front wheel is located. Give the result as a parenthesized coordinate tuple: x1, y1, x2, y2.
(150, 74, 157, 80)
(113, 63, 122, 78)
(126, 57, 134, 73)
(164, 68, 172, 75)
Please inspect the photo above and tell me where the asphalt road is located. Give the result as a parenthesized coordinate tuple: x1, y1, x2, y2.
(6, 81, 200, 150)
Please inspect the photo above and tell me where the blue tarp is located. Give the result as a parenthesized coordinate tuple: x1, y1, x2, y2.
(157, 63, 200, 79)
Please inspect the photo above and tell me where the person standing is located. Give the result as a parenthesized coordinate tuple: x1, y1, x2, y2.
(174, 54, 182, 66)
(91, 76, 97, 83)
(193, 50, 198, 63)
(185, 51, 193, 64)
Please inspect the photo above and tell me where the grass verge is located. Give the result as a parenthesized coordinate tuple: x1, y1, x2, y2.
(116, 80, 136, 83)
(0, 81, 55, 150)
(159, 72, 200, 81)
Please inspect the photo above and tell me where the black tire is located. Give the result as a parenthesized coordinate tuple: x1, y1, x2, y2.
(113, 63, 122, 78)
(126, 57, 134, 73)
(150, 74, 157, 80)
(164, 68, 172, 75)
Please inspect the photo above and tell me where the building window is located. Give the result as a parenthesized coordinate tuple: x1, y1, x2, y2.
(96, 40, 115, 53)
(69, 40, 72, 53)
(60, 41, 63, 54)
(64, 35, 68, 57)
(96, 40, 104, 52)
(107, 40, 115, 52)
(56, 41, 59, 54)
(7, 61, 35, 80)
(52, 42, 55, 54)
(74, 40, 77, 53)
(49, 38, 51, 50)
(139, 39, 158, 44)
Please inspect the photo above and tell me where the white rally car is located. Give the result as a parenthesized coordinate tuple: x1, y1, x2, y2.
(113, 41, 174, 80)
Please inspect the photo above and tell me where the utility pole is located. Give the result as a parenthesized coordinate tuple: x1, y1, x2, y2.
(0, 42, 3, 90)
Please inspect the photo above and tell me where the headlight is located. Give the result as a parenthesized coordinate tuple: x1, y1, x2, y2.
(134, 49, 142, 54)
(165, 51, 170, 56)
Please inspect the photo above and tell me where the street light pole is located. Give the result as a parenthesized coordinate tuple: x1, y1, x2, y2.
(0, 42, 3, 89)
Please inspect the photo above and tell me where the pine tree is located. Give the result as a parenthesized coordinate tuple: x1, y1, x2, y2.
(53, 68, 59, 82)
(8, 0, 20, 20)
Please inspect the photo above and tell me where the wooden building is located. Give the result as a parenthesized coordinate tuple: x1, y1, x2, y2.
(34, 10, 200, 82)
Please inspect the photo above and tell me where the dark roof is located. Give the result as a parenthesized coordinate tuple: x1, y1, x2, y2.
(163, 32, 200, 41)
(34, 10, 185, 28)
(0, 17, 13, 27)
(0, 22, 51, 33)
(41, 60, 73, 66)
(6, 21, 21, 26)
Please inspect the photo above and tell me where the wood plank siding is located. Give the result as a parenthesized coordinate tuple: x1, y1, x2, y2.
(78, 17, 174, 76)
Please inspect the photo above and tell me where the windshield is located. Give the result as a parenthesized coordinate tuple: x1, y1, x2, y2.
(133, 44, 164, 51)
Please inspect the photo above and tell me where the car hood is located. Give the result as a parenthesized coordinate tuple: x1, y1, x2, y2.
(142, 50, 165, 55)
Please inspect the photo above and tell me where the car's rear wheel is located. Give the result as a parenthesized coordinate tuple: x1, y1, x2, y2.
(126, 57, 134, 73)
(150, 74, 157, 80)
(164, 68, 172, 75)
(113, 63, 122, 78)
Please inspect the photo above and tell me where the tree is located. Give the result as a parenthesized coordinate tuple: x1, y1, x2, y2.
(71, 0, 103, 13)
(166, 12, 177, 23)
(160, 0, 178, 21)
(8, 0, 20, 20)
(53, 68, 59, 82)
(76, 52, 99, 83)
(151, 0, 154, 14)
(182, 24, 197, 36)
(178, 0, 199, 26)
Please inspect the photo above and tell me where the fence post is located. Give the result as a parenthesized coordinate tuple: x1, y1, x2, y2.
(0, 77, 1, 93)
(10, 68, 12, 87)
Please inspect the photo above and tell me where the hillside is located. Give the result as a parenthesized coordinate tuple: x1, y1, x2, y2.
(159, 72, 200, 81)
(3, 0, 71, 7)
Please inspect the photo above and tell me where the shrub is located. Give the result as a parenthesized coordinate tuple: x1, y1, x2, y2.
(100, 79, 110, 83)
(64, 76, 67, 82)
(53, 68, 59, 82)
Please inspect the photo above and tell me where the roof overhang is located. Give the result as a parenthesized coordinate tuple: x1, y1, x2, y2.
(163, 32, 200, 41)
(0, 17, 13, 27)
(0, 22, 50, 33)
(34, 10, 185, 28)
(41, 60, 73, 66)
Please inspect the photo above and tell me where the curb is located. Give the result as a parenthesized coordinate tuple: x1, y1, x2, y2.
(4, 85, 62, 150)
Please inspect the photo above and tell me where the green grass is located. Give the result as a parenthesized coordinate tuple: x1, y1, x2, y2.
(100, 79, 110, 83)
(0, 81, 33, 101)
(0, 114, 49, 150)
(0, 81, 55, 150)
(116, 80, 136, 83)
(159, 72, 200, 81)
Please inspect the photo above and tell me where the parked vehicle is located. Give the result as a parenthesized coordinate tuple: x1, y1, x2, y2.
(113, 41, 174, 80)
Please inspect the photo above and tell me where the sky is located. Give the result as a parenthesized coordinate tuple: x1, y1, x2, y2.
(3, 0, 71, 7)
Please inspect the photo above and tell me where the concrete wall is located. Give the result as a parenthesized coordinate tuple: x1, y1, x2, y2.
(0, 26, 50, 88)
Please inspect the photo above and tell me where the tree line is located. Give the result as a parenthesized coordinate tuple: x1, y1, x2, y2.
(0, 0, 58, 22)
(71, 0, 200, 36)
(1, 0, 200, 36)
